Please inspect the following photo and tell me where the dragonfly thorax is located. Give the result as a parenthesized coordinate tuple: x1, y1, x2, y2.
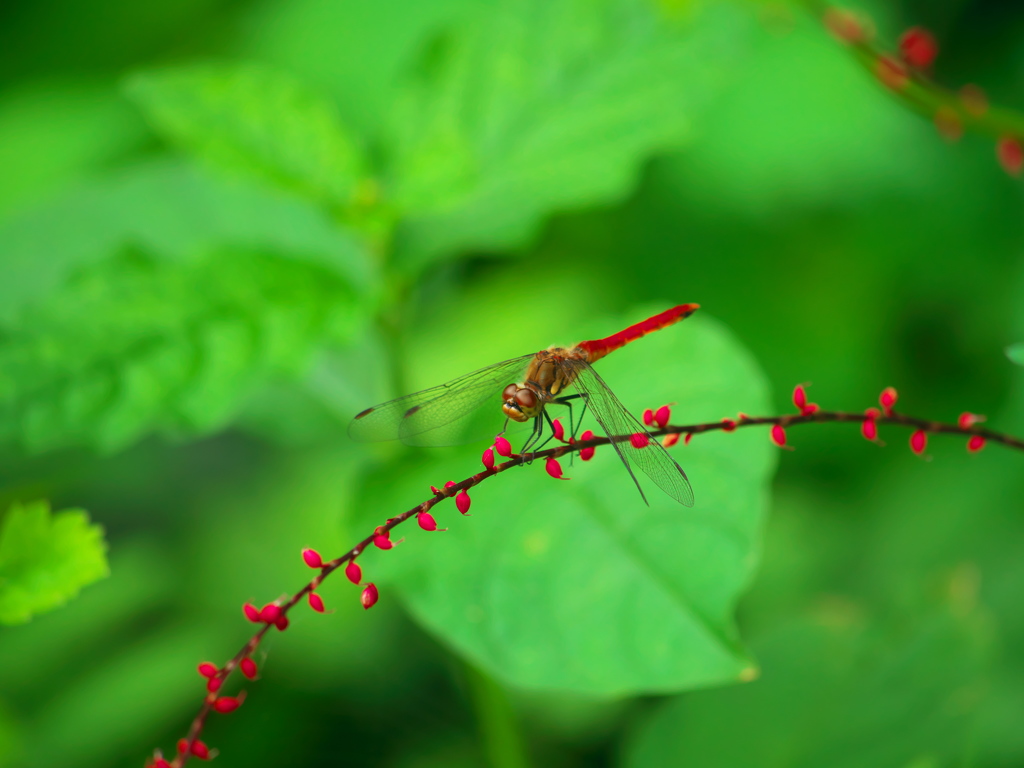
(500, 348, 581, 422)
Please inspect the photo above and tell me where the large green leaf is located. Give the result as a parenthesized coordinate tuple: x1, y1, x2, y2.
(0, 500, 108, 625)
(622, 607, 991, 768)
(0, 247, 360, 453)
(355, 309, 774, 695)
(386, 0, 751, 270)
(125, 65, 366, 209)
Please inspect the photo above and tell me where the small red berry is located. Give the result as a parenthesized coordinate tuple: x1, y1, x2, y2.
(197, 662, 218, 679)
(373, 534, 393, 550)
(361, 583, 379, 609)
(997, 137, 1024, 176)
(876, 55, 909, 91)
(243, 602, 260, 623)
(177, 739, 189, 755)
(302, 548, 323, 569)
(899, 27, 938, 69)
(862, 417, 878, 441)
(418, 511, 438, 531)
(240, 657, 258, 679)
(206, 677, 222, 693)
(552, 419, 565, 442)
(793, 384, 807, 410)
(910, 429, 927, 455)
(275, 615, 290, 631)
(482, 447, 495, 470)
(579, 430, 596, 461)
(259, 603, 281, 624)
(770, 424, 787, 447)
(662, 433, 680, 448)
(345, 561, 362, 585)
(654, 405, 671, 429)
(629, 432, 650, 449)
(642, 408, 654, 426)
(545, 457, 566, 479)
(308, 592, 325, 613)
(494, 435, 513, 457)
(213, 696, 242, 714)
(880, 387, 898, 415)
(455, 490, 472, 514)
(721, 419, 737, 432)
(967, 435, 986, 452)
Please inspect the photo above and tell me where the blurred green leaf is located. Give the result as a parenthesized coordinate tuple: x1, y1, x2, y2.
(0, 248, 360, 453)
(1007, 343, 1024, 366)
(125, 65, 366, 208)
(386, 0, 751, 270)
(622, 606, 991, 768)
(359, 310, 775, 695)
(0, 500, 108, 625)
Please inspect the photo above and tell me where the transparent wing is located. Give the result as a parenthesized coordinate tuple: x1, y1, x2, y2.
(560, 359, 694, 507)
(348, 354, 536, 447)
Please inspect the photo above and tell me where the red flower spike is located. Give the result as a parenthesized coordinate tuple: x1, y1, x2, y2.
(345, 561, 362, 585)
(275, 615, 290, 631)
(824, 8, 868, 44)
(243, 602, 260, 623)
(456, 490, 472, 514)
(191, 739, 211, 760)
(552, 419, 565, 442)
(630, 432, 651, 449)
(721, 419, 737, 432)
(309, 592, 326, 613)
(662, 433, 680, 448)
(197, 662, 218, 679)
(494, 435, 512, 457)
(302, 548, 323, 569)
(770, 424, 787, 447)
(214, 696, 242, 714)
(801, 403, 820, 416)
(862, 418, 878, 441)
(418, 511, 438, 531)
(240, 657, 258, 679)
(879, 387, 898, 415)
(545, 457, 566, 479)
(876, 55, 909, 91)
(654, 405, 671, 429)
(482, 447, 495, 470)
(206, 677, 222, 693)
(960, 84, 988, 116)
(642, 408, 654, 426)
(792, 384, 807, 410)
(684, 433, 693, 445)
(998, 137, 1024, 177)
(899, 27, 938, 69)
(373, 534, 393, 550)
(967, 435, 986, 452)
(361, 583, 379, 610)
(259, 603, 281, 624)
(910, 429, 928, 455)
(934, 108, 963, 143)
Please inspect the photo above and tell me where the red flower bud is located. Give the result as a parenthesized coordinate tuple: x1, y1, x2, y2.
(361, 583, 379, 609)
(243, 602, 260, 623)
(482, 447, 495, 470)
(958, 412, 985, 429)
(862, 417, 878, 441)
(662, 433, 680, 448)
(629, 432, 650, 449)
(879, 387, 898, 415)
(801, 403, 820, 415)
(545, 457, 566, 479)
(865, 407, 882, 419)
(642, 408, 654, 426)
(197, 662, 218, 679)
(275, 615, 289, 631)
(721, 419, 737, 432)
(443, 481, 457, 492)
(770, 424, 787, 447)
(259, 603, 281, 624)
(177, 739, 188, 755)
(910, 429, 927, 455)
(213, 696, 242, 714)
(455, 490, 472, 514)
(240, 657, 258, 679)
(308, 592, 325, 613)
(899, 27, 938, 69)
(684, 433, 693, 445)
(967, 435, 986, 452)
(206, 677, 222, 693)
(373, 534, 393, 550)
(302, 548, 323, 569)
(654, 405, 671, 429)
(151, 758, 172, 768)
(345, 561, 362, 585)
(191, 739, 211, 760)
(418, 511, 438, 531)
(998, 137, 1023, 177)
(876, 55, 909, 91)
(579, 430, 596, 461)
(430, 485, 441, 494)
(792, 384, 807, 410)
(494, 435, 513, 457)
(552, 419, 565, 442)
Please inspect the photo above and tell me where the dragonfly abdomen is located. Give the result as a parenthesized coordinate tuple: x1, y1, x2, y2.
(577, 304, 699, 363)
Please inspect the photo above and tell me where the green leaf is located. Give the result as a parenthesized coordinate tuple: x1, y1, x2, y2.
(357, 309, 775, 695)
(0, 500, 109, 625)
(1007, 343, 1024, 366)
(622, 607, 991, 768)
(125, 65, 366, 208)
(0, 247, 361, 453)
(386, 0, 751, 270)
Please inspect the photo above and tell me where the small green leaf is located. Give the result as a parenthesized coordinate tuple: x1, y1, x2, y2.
(0, 500, 109, 625)
(386, 0, 751, 270)
(1007, 343, 1024, 366)
(126, 65, 366, 207)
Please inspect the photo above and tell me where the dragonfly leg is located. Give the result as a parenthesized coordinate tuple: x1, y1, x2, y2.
(519, 414, 545, 459)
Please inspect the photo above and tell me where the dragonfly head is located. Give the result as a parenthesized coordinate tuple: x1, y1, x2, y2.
(502, 383, 539, 422)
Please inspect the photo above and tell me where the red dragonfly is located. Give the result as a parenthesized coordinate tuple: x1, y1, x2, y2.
(349, 305, 698, 506)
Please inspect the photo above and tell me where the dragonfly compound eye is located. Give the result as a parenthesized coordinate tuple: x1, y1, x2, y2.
(503, 383, 518, 401)
(515, 389, 537, 409)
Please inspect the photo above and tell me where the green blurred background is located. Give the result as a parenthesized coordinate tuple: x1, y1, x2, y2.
(1, 0, 1023, 766)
